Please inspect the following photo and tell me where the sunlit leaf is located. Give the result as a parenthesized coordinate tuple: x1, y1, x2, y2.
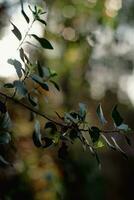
(31, 34, 53, 49)
(96, 104, 107, 125)
(10, 22, 22, 41)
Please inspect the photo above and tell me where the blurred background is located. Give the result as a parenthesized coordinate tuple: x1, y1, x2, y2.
(0, 0, 134, 199)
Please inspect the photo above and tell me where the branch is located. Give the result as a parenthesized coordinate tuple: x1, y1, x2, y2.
(0, 91, 65, 127)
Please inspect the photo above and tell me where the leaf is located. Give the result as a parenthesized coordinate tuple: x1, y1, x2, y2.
(78, 103, 87, 121)
(96, 104, 107, 125)
(0, 101, 6, 113)
(117, 123, 130, 132)
(112, 105, 123, 126)
(50, 80, 60, 91)
(20, 0, 29, 23)
(10, 22, 22, 40)
(13, 80, 27, 96)
(8, 59, 23, 78)
(21, 9, 30, 23)
(89, 127, 100, 143)
(0, 155, 10, 167)
(31, 34, 53, 49)
(101, 134, 116, 150)
(31, 74, 49, 91)
(94, 139, 104, 148)
(32, 120, 42, 147)
(37, 18, 47, 25)
(19, 48, 29, 63)
(111, 137, 128, 159)
(4, 83, 14, 88)
(58, 142, 68, 159)
(0, 132, 11, 144)
(28, 94, 37, 107)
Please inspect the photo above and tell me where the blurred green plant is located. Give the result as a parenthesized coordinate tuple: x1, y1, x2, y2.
(0, 2, 132, 169)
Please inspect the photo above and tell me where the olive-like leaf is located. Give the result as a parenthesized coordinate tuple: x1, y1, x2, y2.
(8, 59, 23, 79)
(13, 80, 27, 96)
(50, 80, 60, 91)
(31, 74, 49, 91)
(96, 104, 107, 125)
(37, 18, 47, 25)
(31, 34, 53, 49)
(21, 10, 30, 23)
(37, 60, 44, 77)
(42, 137, 53, 148)
(0, 112, 12, 130)
(28, 94, 37, 107)
(45, 121, 57, 130)
(112, 105, 123, 126)
(89, 127, 100, 143)
(10, 22, 22, 40)
(78, 103, 87, 120)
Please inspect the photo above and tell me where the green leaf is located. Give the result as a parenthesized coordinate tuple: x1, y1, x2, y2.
(94, 139, 104, 148)
(32, 120, 42, 147)
(0, 132, 11, 144)
(13, 80, 27, 96)
(19, 48, 29, 63)
(31, 34, 53, 49)
(78, 103, 87, 121)
(10, 22, 22, 41)
(28, 94, 37, 107)
(37, 18, 47, 25)
(112, 105, 123, 126)
(50, 80, 60, 91)
(8, 59, 23, 78)
(4, 83, 14, 88)
(89, 127, 100, 143)
(31, 74, 49, 91)
(96, 104, 107, 125)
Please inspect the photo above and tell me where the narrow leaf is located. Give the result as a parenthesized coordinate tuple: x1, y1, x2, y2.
(50, 80, 60, 91)
(10, 22, 22, 40)
(4, 83, 14, 88)
(96, 104, 107, 125)
(0, 155, 10, 167)
(28, 94, 37, 107)
(89, 127, 100, 143)
(112, 105, 123, 126)
(21, 9, 30, 23)
(31, 74, 49, 91)
(42, 137, 53, 148)
(13, 80, 27, 96)
(37, 18, 47, 25)
(0, 132, 11, 144)
(31, 34, 53, 49)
